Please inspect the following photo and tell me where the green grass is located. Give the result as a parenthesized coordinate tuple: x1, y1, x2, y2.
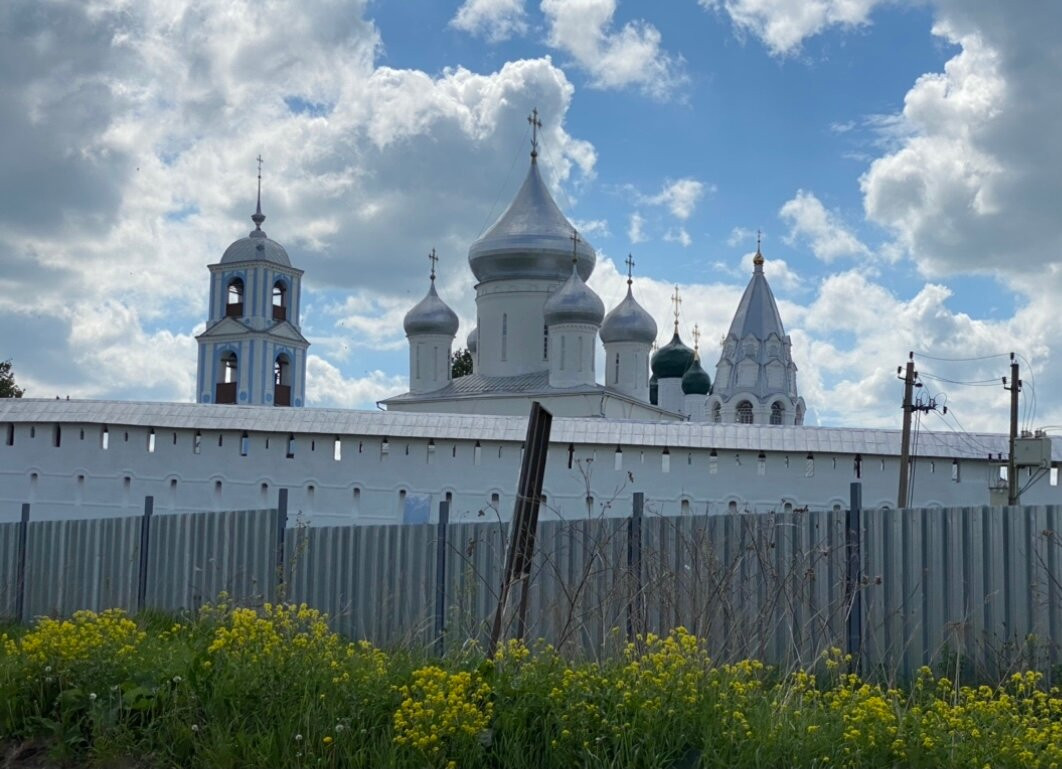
(2, 605, 1061, 768)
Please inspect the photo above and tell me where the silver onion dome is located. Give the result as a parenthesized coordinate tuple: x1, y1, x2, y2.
(466, 326, 478, 354)
(403, 281, 460, 337)
(600, 285, 657, 344)
(543, 263, 605, 327)
(468, 158, 595, 284)
(222, 168, 292, 266)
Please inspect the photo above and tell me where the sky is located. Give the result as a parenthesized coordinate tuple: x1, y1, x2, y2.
(1, 0, 1060, 438)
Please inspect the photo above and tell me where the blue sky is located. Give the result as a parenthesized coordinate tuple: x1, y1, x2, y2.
(1, 0, 1059, 435)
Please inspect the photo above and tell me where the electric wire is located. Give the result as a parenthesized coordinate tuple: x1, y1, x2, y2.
(913, 351, 1012, 362)
(476, 122, 531, 238)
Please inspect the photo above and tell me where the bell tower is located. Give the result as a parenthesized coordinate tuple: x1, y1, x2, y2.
(195, 158, 310, 406)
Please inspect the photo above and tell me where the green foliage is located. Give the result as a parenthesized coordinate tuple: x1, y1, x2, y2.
(451, 348, 473, 378)
(3, 613, 1062, 768)
(0, 359, 24, 398)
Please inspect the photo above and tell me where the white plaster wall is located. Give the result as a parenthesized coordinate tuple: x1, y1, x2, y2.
(604, 342, 651, 402)
(548, 323, 597, 388)
(657, 378, 685, 415)
(4, 419, 1060, 525)
(475, 279, 560, 377)
(408, 334, 454, 393)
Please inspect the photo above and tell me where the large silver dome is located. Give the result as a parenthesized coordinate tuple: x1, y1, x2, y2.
(600, 285, 657, 344)
(404, 281, 460, 337)
(221, 202, 291, 266)
(466, 326, 478, 354)
(543, 264, 605, 327)
(468, 159, 595, 284)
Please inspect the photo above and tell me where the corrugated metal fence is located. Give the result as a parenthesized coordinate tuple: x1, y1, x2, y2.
(2, 500, 1060, 677)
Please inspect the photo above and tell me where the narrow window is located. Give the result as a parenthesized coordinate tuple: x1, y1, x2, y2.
(172, 432, 177, 445)
(398, 489, 407, 517)
(193, 431, 202, 455)
(286, 433, 295, 459)
(614, 446, 623, 471)
(728, 500, 738, 514)
(952, 459, 961, 482)
(586, 495, 595, 514)
(352, 487, 361, 515)
(272, 280, 287, 321)
(501, 313, 508, 361)
(736, 401, 753, 424)
(240, 431, 249, 457)
(311, 439, 316, 452)
(381, 437, 390, 456)
(274, 355, 291, 406)
(474, 440, 481, 465)
(543, 325, 549, 360)
(784, 502, 794, 514)
(30, 426, 35, 438)
(930, 460, 935, 474)
(577, 336, 584, 371)
(1050, 467, 1058, 486)
(333, 437, 342, 461)
(854, 454, 862, 479)
(567, 443, 574, 469)
(307, 484, 315, 510)
(415, 342, 421, 379)
(79, 429, 84, 440)
(681, 499, 691, 515)
(770, 402, 784, 425)
(226, 277, 245, 317)
(123, 431, 128, 442)
(491, 492, 500, 508)
(147, 429, 156, 453)
(214, 480, 222, 496)
(53, 424, 61, 448)
(805, 453, 814, 478)
(427, 439, 435, 464)
(709, 449, 718, 475)
(662, 448, 671, 474)
(260, 482, 269, 504)
(560, 336, 566, 371)
(5, 423, 13, 446)
(711, 402, 722, 423)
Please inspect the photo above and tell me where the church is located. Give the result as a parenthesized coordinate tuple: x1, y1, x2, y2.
(0, 116, 1058, 524)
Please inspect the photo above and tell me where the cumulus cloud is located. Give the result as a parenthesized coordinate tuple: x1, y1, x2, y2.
(0, 0, 596, 406)
(541, 0, 687, 98)
(451, 0, 528, 42)
(627, 212, 647, 244)
(643, 178, 707, 220)
(305, 356, 407, 409)
(702, 0, 880, 55)
(664, 227, 692, 247)
(779, 189, 871, 262)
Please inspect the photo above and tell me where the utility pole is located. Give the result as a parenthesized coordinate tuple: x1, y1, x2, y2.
(897, 353, 916, 509)
(1003, 353, 1021, 505)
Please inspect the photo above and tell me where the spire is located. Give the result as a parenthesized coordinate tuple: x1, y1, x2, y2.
(528, 107, 541, 163)
(625, 253, 635, 287)
(671, 285, 682, 333)
(428, 247, 438, 282)
(251, 154, 266, 231)
(753, 228, 764, 271)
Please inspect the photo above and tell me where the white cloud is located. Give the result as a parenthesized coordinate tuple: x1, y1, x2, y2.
(643, 178, 707, 220)
(572, 218, 610, 238)
(541, 0, 687, 98)
(664, 227, 692, 247)
(727, 226, 755, 247)
(779, 189, 871, 262)
(628, 211, 647, 244)
(702, 0, 880, 55)
(305, 356, 407, 409)
(451, 0, 528, 42)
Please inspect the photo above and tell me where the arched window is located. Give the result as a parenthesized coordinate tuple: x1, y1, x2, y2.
(274, 354, 291, 406)
(736, 400, 753, 424)
(770, 401, 784, 425)
(216, 352, 238, 403)
(272, 280, 287, 321)
(795, 404, 805, 426)
(711, 402, 721, 423)
(226, 278, 244, 317)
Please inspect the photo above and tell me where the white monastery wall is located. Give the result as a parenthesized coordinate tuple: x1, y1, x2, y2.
(4, 404, 1060, 525)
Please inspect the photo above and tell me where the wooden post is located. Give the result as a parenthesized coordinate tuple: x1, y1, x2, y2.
(275, 488, 289, 600)
(15, 503, 30, 623)
(627, 491, 644, 642)
(434, 499, 450, 656)
(846, 482, 863, 666)
(898, 353, 915, 508)
(136, 496, 154, 612)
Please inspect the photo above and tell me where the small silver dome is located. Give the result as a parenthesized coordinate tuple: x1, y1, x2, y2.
(600, 285, 657, 344)
(543, 264, 605, 327)
(466, 326, 478, 354)
(404, 281, 459, 337)
(220, 230, 292, 267)
(468, 159, 596, 284)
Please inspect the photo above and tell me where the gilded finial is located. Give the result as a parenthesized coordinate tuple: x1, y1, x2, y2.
(753, 229, 764, 268)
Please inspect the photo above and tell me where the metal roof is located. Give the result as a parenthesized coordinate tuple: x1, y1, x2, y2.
(2, 398, 1051, 460)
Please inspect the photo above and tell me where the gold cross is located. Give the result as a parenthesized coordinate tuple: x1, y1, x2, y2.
(428, 248, 438, 281)
(692, 324, 701, 352)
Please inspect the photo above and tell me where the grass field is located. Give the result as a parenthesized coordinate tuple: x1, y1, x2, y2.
(2, 599, 1061, 768)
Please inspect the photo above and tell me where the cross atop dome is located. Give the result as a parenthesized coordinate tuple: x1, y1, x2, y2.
(569, 228, 580, 265)
(625, 254, 635, 285)
(671, 286, 682, 332)
(528, 108, 542, 161)
(252, 154, 266, 232)
(428, 248, 438, 281)
(754, 229, 764, 268)
(692, 323, 701, 352)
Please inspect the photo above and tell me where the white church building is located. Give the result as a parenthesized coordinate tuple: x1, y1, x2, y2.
(1, 117, 1059, 524)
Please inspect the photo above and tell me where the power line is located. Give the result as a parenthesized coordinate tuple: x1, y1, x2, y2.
(913, 351, 1012, 363)
(919, 372, 1001, 387)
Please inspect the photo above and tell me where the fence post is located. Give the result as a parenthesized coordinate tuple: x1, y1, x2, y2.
(627, 492, 644, 642)
(846, 482, 863, 666)
(434, 500, 450, 656)
(136, 496, 154, 613)
(275, 488, 289, 600)
(15, 503, 30, 624)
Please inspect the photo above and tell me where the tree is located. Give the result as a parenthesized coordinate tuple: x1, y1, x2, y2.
(451, 348, 473, 378)
(0, 359, 24, 398)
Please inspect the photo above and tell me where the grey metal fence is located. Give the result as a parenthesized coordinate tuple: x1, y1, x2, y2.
(4, 497, 1062, 679)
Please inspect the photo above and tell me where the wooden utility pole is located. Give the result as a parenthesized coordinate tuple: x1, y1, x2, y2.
(897, 353, 916, 509)
(1003, 354, 1021, 505)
